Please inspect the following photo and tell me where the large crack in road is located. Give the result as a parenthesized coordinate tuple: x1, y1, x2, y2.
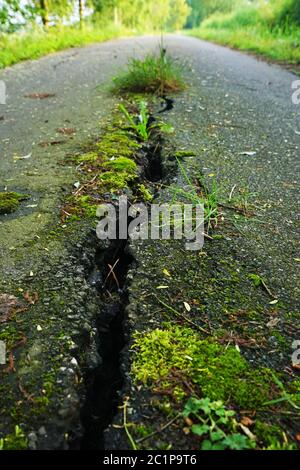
(0, 35, 299, 449)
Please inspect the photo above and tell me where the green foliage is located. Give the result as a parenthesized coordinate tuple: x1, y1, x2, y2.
(119, 101, 149, 140)
(0, 23, 127, 69)
(183, 397, 254, 450)
(0, 425, 27, 450)
(104, 156, 137, 173)
(186, 0, 237, 28)
(135, 184, 153, 202)
(119, 100, 175, 143)
(188, 0, 300, 64)
(92, 0, 190, 31)
(131, 325, 278, 409)
(112, 47, 184, 95)
(170, 158, 219, 229)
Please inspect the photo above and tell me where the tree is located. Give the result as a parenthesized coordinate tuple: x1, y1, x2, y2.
(39, 0, 49, 27)
(186, 0, 237, 28)
(167, 0, 191, 30)
(78, 0, 83, 24)
(0, 0, 31, 32)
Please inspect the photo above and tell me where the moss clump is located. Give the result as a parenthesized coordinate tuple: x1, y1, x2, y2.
(74, 195, 98, 218)
(97, 130, 140, 160)
(135, 184, 153, 202)
(131, 325, 278, 409)
(0, 192, 29, 215)
(104, 156, 137, 174)
(77, 152, 98, 163)
(0, 325, 24, 351)
(99, 170, 137, 191)
(101, 156, 138, 192)
(253, 421, 282, 446)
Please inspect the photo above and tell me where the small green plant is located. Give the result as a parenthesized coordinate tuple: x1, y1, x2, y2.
(183, 397, 254, 450)
(119, 100, 174, 141)
(0, 425, 27, 450)
(119, 100, 149, 141)
(112, 46, 184, 95)
(170, 157, 219, 230)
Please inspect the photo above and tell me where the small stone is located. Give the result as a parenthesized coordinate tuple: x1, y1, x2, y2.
(70, 357, 78, 367)
(38, 426, 47, 436)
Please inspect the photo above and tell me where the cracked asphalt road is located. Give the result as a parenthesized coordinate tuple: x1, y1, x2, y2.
(1, 33, 298, 298)
(0, 34, 299, 449)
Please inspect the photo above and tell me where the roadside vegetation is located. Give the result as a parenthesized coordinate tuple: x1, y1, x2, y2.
(0, 0, 190, 69)
(186, 0, 300, 64)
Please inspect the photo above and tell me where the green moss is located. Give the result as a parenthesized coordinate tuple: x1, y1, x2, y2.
(0, 325, 23, 351)
(97, 130, 140, 160)
(135, 184, 153, 202)
(77, 152, 99, 163)
(74, 195, 98, 218)
(254, 421, 282, 446)
(134, 424, 154, 438)
(104, 156, 137, 174)
(0, 192, 29, 215)
(131, 325, 278, 409)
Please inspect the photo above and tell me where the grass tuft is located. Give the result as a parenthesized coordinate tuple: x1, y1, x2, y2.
(111, 46, 185, 95)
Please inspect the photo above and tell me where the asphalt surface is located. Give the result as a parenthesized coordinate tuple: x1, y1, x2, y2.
(0, 31, 300, 348)
(0, 34, 299, 448)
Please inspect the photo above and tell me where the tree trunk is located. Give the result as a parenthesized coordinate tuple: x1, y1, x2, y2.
(79, 0, 84, 26)
(40, 0, 49, 28)
(113, 6, 119, 26)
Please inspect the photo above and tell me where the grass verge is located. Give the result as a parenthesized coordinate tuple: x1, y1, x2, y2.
(186, 6, 300, 66)
(0, 23, 130, 69)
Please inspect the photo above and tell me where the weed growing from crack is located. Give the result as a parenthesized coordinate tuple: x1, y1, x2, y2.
(169, 156, 219, 232)
(183, 397, 255, 450)
(111, 46, 185, 96)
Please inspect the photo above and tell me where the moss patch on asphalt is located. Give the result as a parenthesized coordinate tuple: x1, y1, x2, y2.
(132, 325, 277, 409)
(0, 191, 29, 215)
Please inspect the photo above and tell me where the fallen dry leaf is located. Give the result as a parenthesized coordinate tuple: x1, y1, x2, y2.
(56, 127, 76, 135)
(23, 291, 39, 305)
(241, 416, 255, 427)
(24, 93, 56, 99)
(4, 351, 15, 373)
(162, 268, 171, 277)
(0, 294, 25, 323)
(184, 417, 193, 427)
(292, 363, 300, 371)
(267, 317, 280, 328)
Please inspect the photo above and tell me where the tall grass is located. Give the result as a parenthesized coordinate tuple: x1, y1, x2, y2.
(0, 23, 129, 69)
(187, 2, 300, 65)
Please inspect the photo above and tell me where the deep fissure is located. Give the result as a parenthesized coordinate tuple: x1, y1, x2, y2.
(79, 98, 174, 449)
